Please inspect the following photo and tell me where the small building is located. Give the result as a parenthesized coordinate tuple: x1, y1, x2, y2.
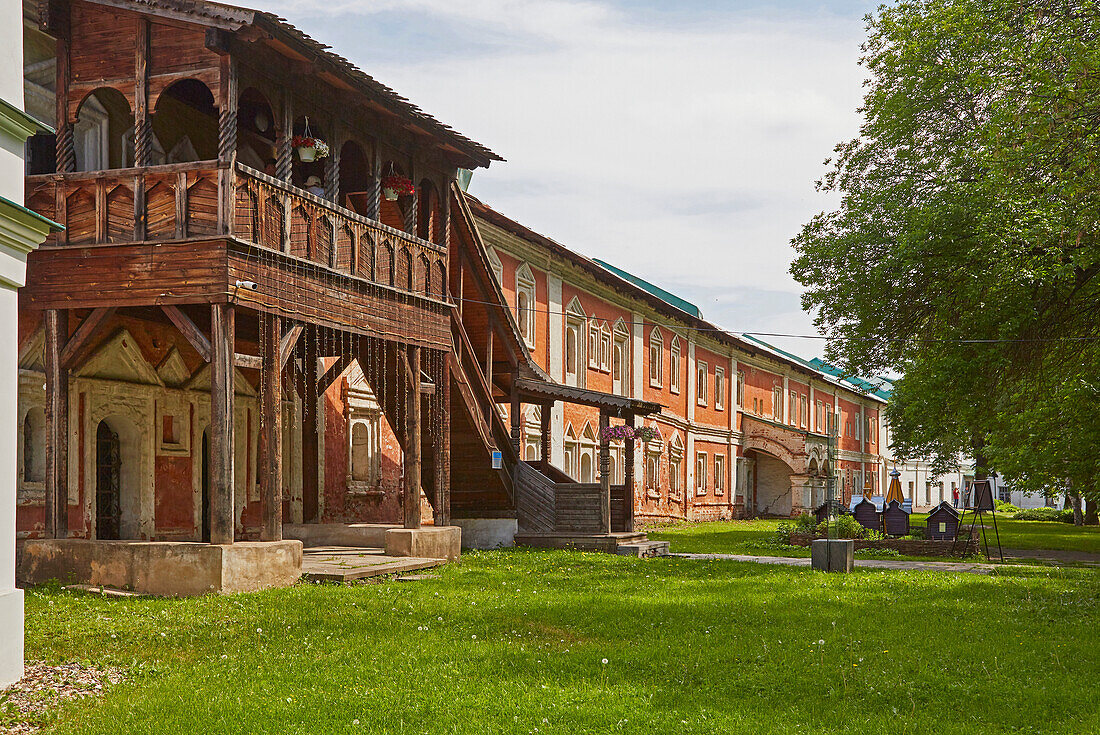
(851, 497, 881, 533)
(882, 499, 910, 537)
(926, 502, 960, 541)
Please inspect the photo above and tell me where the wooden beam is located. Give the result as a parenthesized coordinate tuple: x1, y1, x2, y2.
(436, 351, 451, 526)
(279, 321, 304, 368)
(59, 307, 116, 370)
(44, 310, 68, 539)
(404, 345, 422, 529)
(234, 353, 262, 370)
(301, 329, 320, 523)
(163, 305, 212, 363)
(317, 352, 354, 393)
(259, 313, 283, 541)
(540, 402, 552, 466)
(209, 303, 235, 544)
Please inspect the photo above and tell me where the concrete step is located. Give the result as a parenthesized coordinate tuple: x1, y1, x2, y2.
(616, 540, 671, 558)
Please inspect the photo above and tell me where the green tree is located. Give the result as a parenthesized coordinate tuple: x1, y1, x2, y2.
(791, 0, 1100, 519)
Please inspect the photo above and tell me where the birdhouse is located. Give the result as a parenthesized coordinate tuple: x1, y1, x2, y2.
(926, 501, 961, 541)
(852, 496, 881, 533)
(882, 499, 910, 536)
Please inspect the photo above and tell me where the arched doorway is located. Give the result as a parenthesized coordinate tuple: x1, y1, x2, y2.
(95, 420, 122, 539)
(152, 79, 218, 163)
(201, 428, 211, 542)
(237, 87, 276, 171)
(339, 140, 372, 214)
(75, 87, 131, 172)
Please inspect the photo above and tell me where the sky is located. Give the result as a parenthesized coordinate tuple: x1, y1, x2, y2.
(266, 0, 880, 359)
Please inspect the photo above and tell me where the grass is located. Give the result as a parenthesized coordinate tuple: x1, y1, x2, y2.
(646, 516, 1100, 559)
(20, 550, 1100, 734)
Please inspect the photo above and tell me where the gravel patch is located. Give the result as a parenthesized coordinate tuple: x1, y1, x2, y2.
(1, 661, 124, 733)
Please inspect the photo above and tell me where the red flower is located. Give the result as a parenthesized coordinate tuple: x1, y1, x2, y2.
(382, 175, 416, 196)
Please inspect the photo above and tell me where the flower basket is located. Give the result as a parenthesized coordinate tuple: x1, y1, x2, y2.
(292, 135, 330, 162)
(382, 175, 415, 201)
(634, 426, 662, 443)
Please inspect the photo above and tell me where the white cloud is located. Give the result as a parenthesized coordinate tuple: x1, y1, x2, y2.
(265, 0, 869, 358)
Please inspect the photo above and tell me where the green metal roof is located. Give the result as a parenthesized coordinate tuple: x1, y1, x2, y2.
(591, 259, 702, 319)
(740, 335, 893, 401)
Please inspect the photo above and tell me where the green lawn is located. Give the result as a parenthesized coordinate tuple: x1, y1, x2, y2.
(647, 516, 1100, 558)
(17, 550, 1100, 734)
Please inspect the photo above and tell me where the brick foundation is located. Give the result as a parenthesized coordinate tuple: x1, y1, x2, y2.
(790, 531, 980, 557)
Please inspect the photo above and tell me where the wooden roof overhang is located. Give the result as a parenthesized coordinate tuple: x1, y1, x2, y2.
(55, 0, 503, 170)
(513, 377, 661, 417)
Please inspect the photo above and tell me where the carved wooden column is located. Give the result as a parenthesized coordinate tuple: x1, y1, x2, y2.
(510, 386, 521, 461)
(54, 24, 75, 173)
(324, 134, 340, 203)
(209, 303, 236, 544)
(623, 413, 635, 533)
(367, 152, 382, 221)
(259, 312, 283, 541)
(133, 18, 150, 240)
(540, 402, 552, 466)
(217, 54, 238, 236)
(599, 411, 611, 534)
(44, 310, 68, 539)
(403, 164, 418, 235)
(404, 346, 422, 529)
(276, 92, 292, 183)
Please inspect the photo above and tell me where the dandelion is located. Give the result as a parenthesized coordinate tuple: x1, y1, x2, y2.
(818, 639, 825, 645)
(257, 628, 263, 633)
(602, 658, 608, 665)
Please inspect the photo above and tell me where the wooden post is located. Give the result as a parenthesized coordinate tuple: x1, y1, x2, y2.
(599, 411, 611, 534)
(510, 386, 521, 460)
(434, 350, 451, 526)
(367, 153, 382, 221)
(324, 132, 340, 203)
(133, 18, 150, 239)
(403, 165, 418, 235)
(540, 402, 552, 466)
(301, 328, 319, 523)
(624, 412, 635, 533)
(276, 92, 292, 183)
(217, 54, 238, 236)
(404, 345, 422, 529)
(44, 310, 68, 539)
(55, 25, 74, 173)
(259, 312, 283, 541)
(209, 303, 236, 544)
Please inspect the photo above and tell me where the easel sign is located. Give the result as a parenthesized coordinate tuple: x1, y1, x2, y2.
(492, 451, 503, 470)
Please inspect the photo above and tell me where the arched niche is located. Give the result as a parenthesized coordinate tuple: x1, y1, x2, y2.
(152, 79, 218, 163)
(237, 87, 276, 172)
(75, 87, 132, 172)
(339, 140, 373, 214)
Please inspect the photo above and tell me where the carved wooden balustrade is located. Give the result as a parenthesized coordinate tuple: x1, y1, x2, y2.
(22, 161, 453, 349)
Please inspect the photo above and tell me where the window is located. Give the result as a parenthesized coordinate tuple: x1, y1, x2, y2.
(815, 401, 824, 433)
(646, 452, 659, 490)
(588, 320, 600, 369)
(855, 415, 861, 441)
(908, 481, 914, 500)
(613, 319, 629, 395)
(697, 361, 708, 406)
(714, 455, 725, 495)
(564, 424, 578, 478)
(772, 387, 782, 419)
(670, 338, 682, 394)
(752, 397, 759, 415)
(845, 419, 852, 438)
(736, 370, 744, 407)
(649, 327, 663, 387)
(696, 452, 707, 495)
(715, 368, 725, 410)
(800, 395, 808, 428)
(565, 299, 585, 387)
(580, 423, 598, 483)
(600, 323, 612, 371)
(788, 391, 797, 425)
(669, 435, 683, 497)
(515, 264, 536, 346)
(348, 413, 382, 488)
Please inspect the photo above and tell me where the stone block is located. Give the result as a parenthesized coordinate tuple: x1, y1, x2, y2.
(452, 518, 517, 549)
(811, 538, 854, 573)
(284, 523, 390, 548)
(384, 526, 461, 560)
(18, 540, 302, 596)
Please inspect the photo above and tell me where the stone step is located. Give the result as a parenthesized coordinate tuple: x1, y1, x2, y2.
(616, 540, 671, 558)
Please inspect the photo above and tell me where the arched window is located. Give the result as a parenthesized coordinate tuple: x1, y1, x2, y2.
(21, 408, 47, 485)
(237, 87, 276, 171)
(613, 318, 630, 395)
(669, 337, 682, 393)
(350, 420, 380, 484)
(563, 423, 578, 478)
(515, 263, 536, 345)
(153, 79, 217, 163)
(564, 298, 585, 387)
(649, 327, 663, 387)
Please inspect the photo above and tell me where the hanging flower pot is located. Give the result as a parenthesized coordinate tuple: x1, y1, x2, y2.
(291, 135, 330, 162)
(382, 174, 415, 201)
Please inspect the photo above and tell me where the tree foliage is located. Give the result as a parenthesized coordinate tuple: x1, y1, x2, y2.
(791, 0, 1100, 500)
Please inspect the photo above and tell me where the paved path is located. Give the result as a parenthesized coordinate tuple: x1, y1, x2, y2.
(1003, 548, 1100, 566)
(670, 553, 1013, 575)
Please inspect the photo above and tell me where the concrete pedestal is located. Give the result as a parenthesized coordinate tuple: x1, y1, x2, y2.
(452, 518, 517, 549)
(18, 540, 303, 596)
(811, 538, 854, 573)
(384, 526, 461, 561)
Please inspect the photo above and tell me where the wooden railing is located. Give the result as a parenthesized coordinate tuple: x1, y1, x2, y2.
(23, 162, 450, 302)
(515, 461, 627, 534)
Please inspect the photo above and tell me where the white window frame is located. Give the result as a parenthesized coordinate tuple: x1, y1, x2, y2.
(714, 454, 725, 496)
(599, 322, 612, 372)
(669, 434, 684, 498)
(800, 395, 808, 429)
(772, 387, 782, 419)
(649, 327, 663, 388)
(515, 263, 536, 348)
(612, 319, 629, 396)
(696, 452, 707, 495)
(485, 246, 503, 285)
(696, 361, 708, 407)
(565, 298, 585, 388)
(714, 367, 725, 411)
(669, 337, 682, 394)
(788, 390, 797, 425)
(735, 370, 744, 407)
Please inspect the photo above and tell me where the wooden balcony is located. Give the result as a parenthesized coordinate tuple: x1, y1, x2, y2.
(22, 162, 453, 348)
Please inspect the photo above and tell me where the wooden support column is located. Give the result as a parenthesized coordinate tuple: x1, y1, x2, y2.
(540, 402, 552, 466)
(434, 351, 451, 526)
(209, 303, 236, 544)
(301, 329, 320, 523)
(133, 18, 150, 239)
(599, 411, 611, 534)
(510, 387, 521, 460)
(624, 413, 635, 533)
(276, 91, 292, 183)
(217, 53, 238, 235)
(44, 310, 68, 539)
(55, 25, 74, 173)
(367, 153, 382, 221)
(403, 164, 418, 235)
(324, 132, 340, 202)
(404, 345, 422, 529)
(259, 312, 283, 541)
